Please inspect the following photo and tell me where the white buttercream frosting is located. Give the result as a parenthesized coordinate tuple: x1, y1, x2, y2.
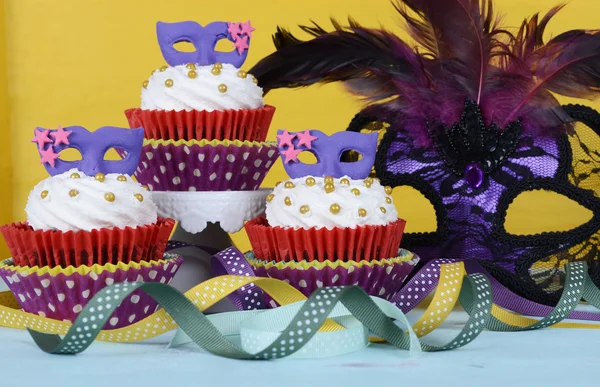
(141, 63, 264, 112)
(265, 176, 398, 230)
(26, 169, 158, 232)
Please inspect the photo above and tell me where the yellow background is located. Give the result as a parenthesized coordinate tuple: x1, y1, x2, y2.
(0, 0, 598, 257)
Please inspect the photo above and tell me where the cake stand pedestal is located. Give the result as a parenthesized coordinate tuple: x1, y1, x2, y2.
(150, 189, 270, 313)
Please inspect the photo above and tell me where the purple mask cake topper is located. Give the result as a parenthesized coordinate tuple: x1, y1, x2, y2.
(276, 129, 378, 180)
(156, 21, 254, 67)
(32, 126, 144, 176)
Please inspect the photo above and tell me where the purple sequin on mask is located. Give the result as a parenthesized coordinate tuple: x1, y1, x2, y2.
(34, 126, 144, 176)
(277, 129, 378, 180)
(156, 21, 251, 67)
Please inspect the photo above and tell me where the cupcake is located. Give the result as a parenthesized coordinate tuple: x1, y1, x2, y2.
(0, 124, 181, 327)
(245, 129, 406, 262)
(123, 20, 278, 191)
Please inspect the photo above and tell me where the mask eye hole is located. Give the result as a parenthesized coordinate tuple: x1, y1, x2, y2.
(103, 148, 121, 161)
(172, 41, 196, 52)
(391, 186, 437, 233)
(58, 147, 82, 161)
(340, 150, 363, 163)
(505, 190, 593, 235)
(215, 37, 235, 53)
(298, 150, 318, 165)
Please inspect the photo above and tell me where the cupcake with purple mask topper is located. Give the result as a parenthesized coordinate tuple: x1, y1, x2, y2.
(123, 21, 278, 192)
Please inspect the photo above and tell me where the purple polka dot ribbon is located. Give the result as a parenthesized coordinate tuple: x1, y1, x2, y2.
(166, 242, 265, 311)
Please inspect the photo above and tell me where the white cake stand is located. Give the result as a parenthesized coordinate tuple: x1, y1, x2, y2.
(150, 189, 270, 313)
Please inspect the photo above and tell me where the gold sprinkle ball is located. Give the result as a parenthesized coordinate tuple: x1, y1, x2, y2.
(366, 177, 374, 184)
(117, 175, 127, 182)
(299, 205, 310, 214)
(276, 181, 282, 186)
(330, 204, 341, 215)
(384, 186, 393, 195)
(188, 70, 197, 79)
(266, 193, 275, 202)
(214, 62, 223, 69)
(70, 172, 80, 179)
(252, 76, 258, 84)
(159, 66, 168, 72)
(380, 207, 387, 214)
(142, 80, 149, 89)
(284, 197, 292, 206)
(364, 180, 372, 188)
(305, 177, 316, 186)
(69, 189, 79, 198)
(211, 67, 221, 75)
(186, 63, 196, 70)
(340, 178, 350, 186)
(94, 173, 105, 182)
(142, 185, 149, 191)
(237, 70, 247, 79)
(358, 208, 367, 217)
(134, 193, 144, 202)
(218, 84, 228, 93)
(385, 197, 393, 204)
(165, 79, 174, 88)
(40, 190, 48, 199)
(324, 176, 334, 184)
(351, 188, 360, 196)
(324, 183, 335, 193)
(104, 192, 116, 202)
(284, 181, 295, 189)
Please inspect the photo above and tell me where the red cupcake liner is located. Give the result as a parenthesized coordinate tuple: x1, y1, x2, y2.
(244, 216, 406, 263)
(125, 105, 276, 142)
(0, 218, 175, 268)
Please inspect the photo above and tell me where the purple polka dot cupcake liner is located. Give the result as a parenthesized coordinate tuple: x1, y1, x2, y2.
(0, 254, 183, 329)
(246, 250, 420, 304)
(119, 140, 279, 192)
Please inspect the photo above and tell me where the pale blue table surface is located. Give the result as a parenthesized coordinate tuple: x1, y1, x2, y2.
(1, 283, 598, 387)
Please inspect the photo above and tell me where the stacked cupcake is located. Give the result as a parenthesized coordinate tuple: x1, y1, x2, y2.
(245, 129, 419, 300)
(123, 20, 278, 192)
(0, 125, 182, 329)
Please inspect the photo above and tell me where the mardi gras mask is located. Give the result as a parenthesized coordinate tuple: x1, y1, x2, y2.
(276, 129, 378, 180)
(32, 126, 144, 176)
(156, 21, 253, 67)
(250, 1, 600, 305)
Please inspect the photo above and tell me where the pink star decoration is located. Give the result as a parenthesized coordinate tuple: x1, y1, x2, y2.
(240, 21, 255, 38)
(296, 130, 318, 149)
(281, 145, 302, 164)
(277, 130, 296, 148)
(31, 128, 53, 149)
(233, 35, 249, 54)
(49, 126, 72, 146)
(39, 147, 60, 167)
(227, 22, 241, 38)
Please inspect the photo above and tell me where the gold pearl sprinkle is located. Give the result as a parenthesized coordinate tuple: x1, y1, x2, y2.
(300, 205, 310, 214)
(69, 189, 79, 198)
(165, 79, 174, 88)
(117, 175, 127, 182)
(358, 208, 367, 217)
(351, 188, 360, 196)
(284, 181, 295, 189)
(340, 178, 350, 186)
(142, 80, 149, 89)
(104, 192, 116, 202)
(70, 172, 80, 179)
(324, 176, 334, 184)
(266, 193, 275, 202)
(218, 84, 228, 93)
(188, 70, 197, 79)
(142, 185, 149, 191)
(134, 193, 144, 202)
(276, 181, 282, 187)
(95, 173, 105, 182)
(252, 76, 258, 84)
(284, 197, 292, 206)
(386, 197, 393, 204)
(330, 204, 341, 215)
(380, 207, 387, 214)
(324, 183, 335, 194)
(306, 177, 316, 186)
(364, 180, 372, 188)
(159, 66, 168, 72)
(214, 62, 223, 69)
(211, 67, 221, 76)
(384, 186, 393, 195)
(40, 190, 48, 199)
(186, 63, 196, 70)
(237, 70, 247, 79)
(366, 177, 374, 184)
